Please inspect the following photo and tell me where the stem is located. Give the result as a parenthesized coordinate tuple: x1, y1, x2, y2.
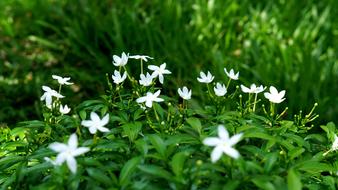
(206, 84, 214, 100)
(226, 79, 232, 89)
(253, 93, 258, 112)
(153, 105, 160, 122)
(140, 59, 144, 75)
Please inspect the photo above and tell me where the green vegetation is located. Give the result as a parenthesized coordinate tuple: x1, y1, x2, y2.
(0, 0, 337, 189)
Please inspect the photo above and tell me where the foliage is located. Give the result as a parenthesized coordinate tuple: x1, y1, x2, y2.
(0, 0, 337, 125)
(0, 55, 337, 189)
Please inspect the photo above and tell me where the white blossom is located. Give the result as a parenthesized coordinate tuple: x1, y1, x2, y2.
(178, 86, 192, 100)
(136, 90, 164, 108)
(148, 63, 171, 84)
(197, 71, 214, 84)
(224, 68, 239, 80)
(112, 52, 128, 67)
(40, 86, 64, 109)
(264, 86, 286, 103)
(48, 134, 89, 173)
(111, 70, 127, 84)
(129, 55, 154, 62)
(52, 75, 74, 85)
(241, 84, 265, 94)
(81, 112, 110, 134)
(59, 104, 71, 114)
(203, 125, 242, 162)
(139, 72, 153, 86)
(214, 83, 227, 96)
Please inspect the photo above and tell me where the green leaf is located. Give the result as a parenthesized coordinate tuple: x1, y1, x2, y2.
(122, 122, 142, 142)
(287, 169, 302, 190)
(289, 148, 305, 160)
(119, 156, 142, 186)
(170, 152, 188, 177)
(186, 117, 202, 135)
(264, 152, 278, 173)
(148, 134, 166, 159)
(79, 110, 87, 120)
(138, 165, 173, 181)
(86, 167, 113, 186)
(251, 176, 276, 190)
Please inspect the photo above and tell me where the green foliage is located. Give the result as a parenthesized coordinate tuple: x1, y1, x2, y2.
(0, 0, 337, 125)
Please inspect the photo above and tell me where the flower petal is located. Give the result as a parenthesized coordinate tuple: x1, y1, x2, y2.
(222, 146, 240, 159)
(218, 125, 229, 141)
(229, 133, 243, 146)
(67, 156, 77, 174)
(73, 147, 90, 156)
(211, 146, 223, 163)
(203, 137, 221, 146)
(49, 143, 68, 152)
(68, 133, 78, 150)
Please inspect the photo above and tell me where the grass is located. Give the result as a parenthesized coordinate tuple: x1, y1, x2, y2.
(0, 0, 337, 125)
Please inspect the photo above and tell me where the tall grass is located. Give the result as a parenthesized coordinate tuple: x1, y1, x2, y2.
(0, 0, 337, 124)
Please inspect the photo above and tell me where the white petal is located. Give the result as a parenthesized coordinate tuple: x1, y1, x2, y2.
(97, 126, 110, 133)
(203, 137, 221, 146)
(68, 134, 78, 150)
(211, 146, 223, 163)
(218, 125, 229, 141)
(148, 65, 158, 71)
(89, 126, 97, 134)
(73, 147, 90, 156)
(145, 100, 153, 108)
(158, 74, 164, 84)
(49, 143, 68, 152)
(154, 97, 164, 102)
(136, 97, 147, 103)
(270, 86, 278, 95)
(90, 112, 100, 123)
(67, 156, 77, 174)
(229, 133, 243, 146)
(222, 146, 240, 159)
(55, 152, 67, 164)
(81, 120, 93, 127)
(101, 114, 109, 126)
(45, 95, 52, 108)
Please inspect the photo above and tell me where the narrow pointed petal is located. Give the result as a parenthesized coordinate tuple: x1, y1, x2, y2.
(90, 112, 100, 122)
(203, 137, 221, 146)
(229, 133, 243, 146)
(81, 120, 93, 127)
(223, 147, 240, 159)
(73, 147, 90, 156)
(68, 134, 78, 150)
(67, 156, 77, 174)
(49, 143, 68, 152)
(218, 125, 229, 140)
(89, 126, 97, 134)
(101, 114, 109, 126)
(211, 146, 223, 163)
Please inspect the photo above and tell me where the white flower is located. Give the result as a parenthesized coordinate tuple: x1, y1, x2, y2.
(139, 72, 153, 86)
(129, 55, 154, 62)
(52, 75, 74, 85)
(81, 112, 110, 134)
(59, 104, 71, 114)
(111, 70, 127, 84)
(214, 83, 227, 96)
(197, 71, 214, 84)
(49, 133, 89, 173)
(40, 86, 64, 109)
(264, 86, 286, 103)
(136, 90, 164, 108)
(241, 84, 265, 94)
(178, 86, 192, 100)
(332, 135, 338, 151)
(148, 63, 171, 84)
(224, 68, 239, 80)
(203, 125, 242, 162)
(112, 52, 128, 67)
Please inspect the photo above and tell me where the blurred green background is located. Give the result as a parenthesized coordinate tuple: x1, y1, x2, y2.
(0, 0, 337, 125)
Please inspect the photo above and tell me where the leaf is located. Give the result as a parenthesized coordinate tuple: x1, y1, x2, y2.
(79, 110, 87, 120)
(170, 152, 188, 177)
(251, 176, 276, 190)
(186, 117, 202, 135)
(287, 169, 302, 190)
(148, 134, 166, 159)
(296, 161, 332, 173)
(289, 148, 305, 160)
(264, 152, 278, 173)
(86, 167, 113, 186)
(122, 122, 142, 142)
(138, 165, 173, 181)
(119, 156, 142, 186)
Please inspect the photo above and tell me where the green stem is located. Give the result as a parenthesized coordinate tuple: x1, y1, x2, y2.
(253, 93, 258, 112)
(226, 79, 232, 89)
(140, 59, 144, 75)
